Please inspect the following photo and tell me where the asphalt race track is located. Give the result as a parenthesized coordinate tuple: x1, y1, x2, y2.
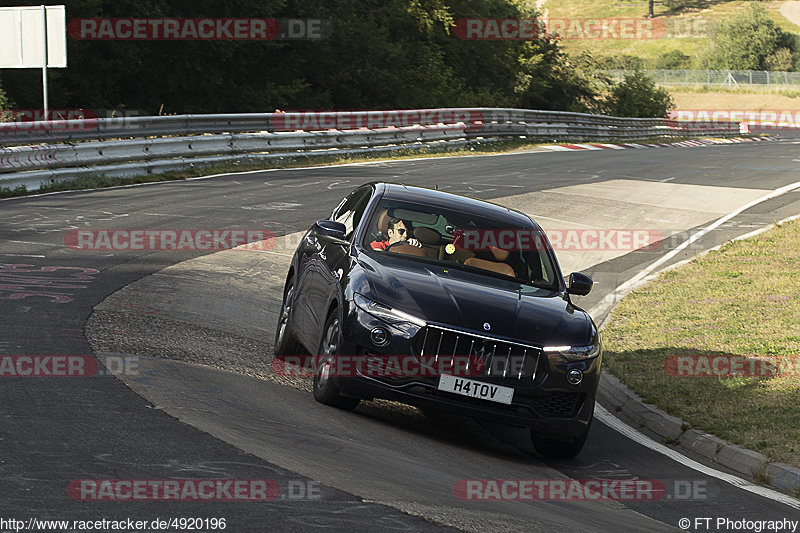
(2, 137, 800, 532)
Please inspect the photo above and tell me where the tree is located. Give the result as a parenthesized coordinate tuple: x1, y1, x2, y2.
(0, 75, 13, 125)
(595, 54, 647, 70)
(1, 0, 292, 113)
(605, 69, 673, 118)
(765, 48, 793, 71)
(701, 3, 790, 70)
(654, 50, 690, 69)
(0, 77, 10, 116)
(0, 0, 681, 115)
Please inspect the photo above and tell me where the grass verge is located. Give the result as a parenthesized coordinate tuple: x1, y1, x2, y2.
(602, 219, 800, 465)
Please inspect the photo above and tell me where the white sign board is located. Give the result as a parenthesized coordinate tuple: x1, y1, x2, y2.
(0, 5, 67, 68)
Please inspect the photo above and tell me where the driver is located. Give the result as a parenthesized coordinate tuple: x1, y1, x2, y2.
(371, 218, 422, 251)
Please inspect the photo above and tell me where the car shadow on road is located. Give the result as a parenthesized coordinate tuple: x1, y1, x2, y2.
(349, 398, 542, 462)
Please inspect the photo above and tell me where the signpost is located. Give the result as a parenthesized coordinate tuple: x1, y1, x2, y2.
(0, 5, 67, 116)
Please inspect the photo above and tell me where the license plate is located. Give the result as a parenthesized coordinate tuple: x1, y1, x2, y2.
(438, 374, 514, 405)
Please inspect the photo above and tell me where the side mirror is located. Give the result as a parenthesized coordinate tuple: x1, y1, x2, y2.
(567, 272, 593, 296)
(315, 220, 347, 241)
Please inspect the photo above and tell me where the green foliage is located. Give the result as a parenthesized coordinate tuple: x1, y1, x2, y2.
(0, 0, 677, 117)
(594, 54, 647, 71)
(276, 0, 468, 109)
(0, 185, 28, 198)
(0, 77, 11, 119)
(653, 50, 691, 69)
(517, 51, 613, 114)
(3, 0, 290, 113)
(604, 69, 674, 118)
(765, 48, 794, 72)
(701, 3, 795, 71)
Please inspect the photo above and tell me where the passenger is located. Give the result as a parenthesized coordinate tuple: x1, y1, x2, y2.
(371, 218, 422, 251)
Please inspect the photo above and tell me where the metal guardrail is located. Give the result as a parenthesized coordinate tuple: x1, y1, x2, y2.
(0, 108, 742, 191)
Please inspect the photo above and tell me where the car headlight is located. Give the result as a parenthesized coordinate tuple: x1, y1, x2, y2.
(353, 293, 426, 327)
(543, 343, 601, 362)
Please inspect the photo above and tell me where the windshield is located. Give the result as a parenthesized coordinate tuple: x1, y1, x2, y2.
(361, 199, 560, 290)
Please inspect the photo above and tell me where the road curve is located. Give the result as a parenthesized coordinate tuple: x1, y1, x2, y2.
(3, 139, 800, 531)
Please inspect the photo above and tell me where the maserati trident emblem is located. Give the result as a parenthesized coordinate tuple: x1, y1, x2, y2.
(483, 322, 491, 331)
(474, 343, 489, 361)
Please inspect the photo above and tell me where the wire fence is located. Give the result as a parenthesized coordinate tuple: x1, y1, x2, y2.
(602, 69, 800, 89)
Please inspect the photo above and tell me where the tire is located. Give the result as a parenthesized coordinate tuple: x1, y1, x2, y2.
(531, 411, 593, 459)
(274, 277, 301, 357)
(312, 311, 360, 410)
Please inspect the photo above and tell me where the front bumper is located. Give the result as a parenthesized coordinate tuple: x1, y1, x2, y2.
(336, 298, 602, 436)
(340, 375, 596, 437)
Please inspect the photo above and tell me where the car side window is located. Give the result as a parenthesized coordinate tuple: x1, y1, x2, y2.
(537, 251, 555, 284)
(332, 188, 372, 241)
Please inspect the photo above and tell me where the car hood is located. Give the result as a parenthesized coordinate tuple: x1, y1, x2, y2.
(357, 254, 592, 346)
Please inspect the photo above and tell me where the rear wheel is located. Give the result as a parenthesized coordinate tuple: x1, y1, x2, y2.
(274, 278, 300, 357)
(312, 311, 360, 410)
(531, 408, 593, 459)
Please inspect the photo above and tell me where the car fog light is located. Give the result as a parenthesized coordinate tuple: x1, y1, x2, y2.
(567, 369, 583, 385)
(370, 327, 390, 346)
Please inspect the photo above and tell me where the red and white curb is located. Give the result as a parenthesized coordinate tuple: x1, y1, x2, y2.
(544, 136, 774, 152)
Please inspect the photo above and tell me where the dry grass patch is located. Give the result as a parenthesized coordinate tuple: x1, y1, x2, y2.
(671, 89, 800, 109)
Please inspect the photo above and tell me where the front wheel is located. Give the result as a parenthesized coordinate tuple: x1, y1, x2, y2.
(274, 278, 300, 357)
(312, 311, 360, 410)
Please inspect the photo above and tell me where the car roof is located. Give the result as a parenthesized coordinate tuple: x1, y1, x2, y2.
(377, 182, 537, 228)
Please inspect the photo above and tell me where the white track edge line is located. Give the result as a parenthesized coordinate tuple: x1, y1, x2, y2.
(589, 179, 800, 320)
(595, 405, 800, 510)
(588, 181, 800, 509)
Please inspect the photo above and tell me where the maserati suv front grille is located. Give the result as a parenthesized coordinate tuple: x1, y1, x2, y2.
(414, 324, 541, 380)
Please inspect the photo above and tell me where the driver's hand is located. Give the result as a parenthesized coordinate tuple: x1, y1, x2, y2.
(407, 238, 422, 247)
